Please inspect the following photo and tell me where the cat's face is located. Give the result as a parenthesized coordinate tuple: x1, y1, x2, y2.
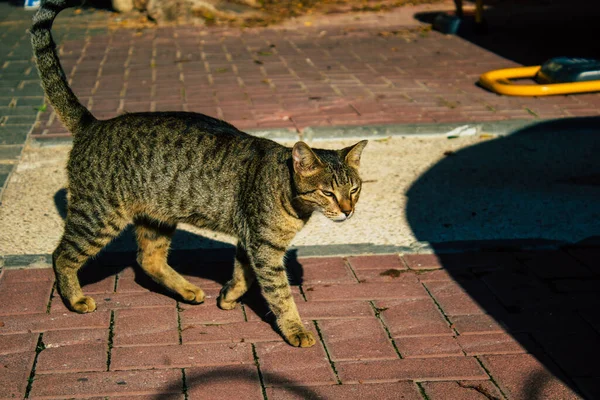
(292, 141, 367, 222)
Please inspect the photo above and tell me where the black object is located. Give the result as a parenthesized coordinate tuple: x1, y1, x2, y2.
(537, 57, 600, 84)
(433, 13, 462, 34)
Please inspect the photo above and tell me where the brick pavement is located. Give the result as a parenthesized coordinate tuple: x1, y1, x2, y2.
(1, 249, 598, 399)
(10, 3, 598, 142)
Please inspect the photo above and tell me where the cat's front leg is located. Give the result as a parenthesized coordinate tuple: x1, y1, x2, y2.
(248, 243, 316, 348)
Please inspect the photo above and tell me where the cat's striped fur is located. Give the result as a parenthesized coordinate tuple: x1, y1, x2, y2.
(31, 0, 367, 347)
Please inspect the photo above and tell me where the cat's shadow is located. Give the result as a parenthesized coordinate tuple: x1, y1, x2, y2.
(53, 188, 304, 325)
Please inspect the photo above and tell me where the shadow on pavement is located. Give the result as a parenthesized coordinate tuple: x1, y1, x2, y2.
(406, 116, 600, 397)
(416, 0, 600, 66)
(154, 366, 321, 399)
(53, 188, 304, 327)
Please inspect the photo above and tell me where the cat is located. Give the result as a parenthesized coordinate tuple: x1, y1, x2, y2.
(31, 0, 367, 347)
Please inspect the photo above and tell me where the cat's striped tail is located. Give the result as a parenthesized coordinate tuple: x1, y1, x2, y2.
(31, 0, 95, 134)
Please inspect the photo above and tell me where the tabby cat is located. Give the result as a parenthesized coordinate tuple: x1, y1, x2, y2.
(32, 0, 367, 347)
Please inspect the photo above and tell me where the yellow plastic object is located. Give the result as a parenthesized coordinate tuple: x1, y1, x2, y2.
(479, 66, 600, 96)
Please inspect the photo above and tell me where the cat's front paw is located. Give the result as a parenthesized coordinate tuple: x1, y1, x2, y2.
(217, 296, 238, 310)
(217, 288, 238, 310)
(180, 285, 205, 304)
(285, 330, 316, 348)
(69, 296, 97, 313)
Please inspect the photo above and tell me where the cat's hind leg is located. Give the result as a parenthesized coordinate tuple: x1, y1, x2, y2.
(54, 204, 127, 313)
(134, 217, 204, 304)
(218, 244, 255, 310)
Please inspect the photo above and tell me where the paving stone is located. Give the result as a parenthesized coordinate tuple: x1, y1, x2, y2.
(580, 309, 600, 334)
(402, 254, 444, 270)
(420, 380, 504, 400)
(0, 267, 54, 283)
(551, 279, 600, 293)
(0, 106, 38, 116)
(0, 164, 13, 189)
(186, 365, 263, 400)
(318, 318, 398, 361)
(347, 254, 406, 270)
(480, 270, 565, 311)
(574, 377, 600, 400)
(113, 307, 179, 346)
(438, 252, 518, 271)
(291, 257, 356, 285)
(0, 310, 111, 334)
(448, 314, 505, 335)
(13, 97, 45, 107)
(111, 343, 253, 370)
(79, 275, 116, 294)
(0, 352, 35, 399)
(4, 114, 39, 124)
(481, 354, 581, 400)
(1, 254, 52, 269)
(52, 291, 177, 313)
(533, 328, 600, 377)
(377, 298, 453, 337)
(352, 268, 416, 283)
(255, 341, 337, 386)
(0, 332, 38, 355)
(180, 269, 233, 290)
(43, 328, 108, 347)
(0, 280, 52, 315)
(267, 382, 423, 400)
(110, 396, 184, 400)
(395, 335, 463, 358)
(0, 145, 23, 161)
(416, 269, 466, 282)
(29, 369, 183, 398)
(336, 357, 487, 383)
(179, 302, 246, 325)
(504, 310, 591, 334)
(36, 342, 107, 374)
(457, 333, 531, 356)
(424, 280, 502, 316)
(114, 277, 158, 294)
(561, 292, 600, 313)
(516, 250, 594, 279)
(182, 321, 281, 344)
(15, 82, 44, 96)
(0, 126, 30, 145)
(567, 248, 600, 274)
(303, 281, 428, 302)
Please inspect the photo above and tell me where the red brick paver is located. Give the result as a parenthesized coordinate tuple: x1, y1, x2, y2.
(0, 250, 596, 398)
(420, 380, 504, 400)
(29, 8, 600, 141)
(186, 365, 263, 400)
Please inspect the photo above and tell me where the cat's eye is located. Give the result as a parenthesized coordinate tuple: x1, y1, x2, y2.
(322, 190, 335, 197)
(350, 187, 359, 194)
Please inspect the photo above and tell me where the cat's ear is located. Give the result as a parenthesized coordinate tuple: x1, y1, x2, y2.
(341, 140, 368, 169)
(292, 142, 324, 177)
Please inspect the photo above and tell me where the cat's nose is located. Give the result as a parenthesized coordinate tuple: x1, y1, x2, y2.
(342, 209, 352, 217)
